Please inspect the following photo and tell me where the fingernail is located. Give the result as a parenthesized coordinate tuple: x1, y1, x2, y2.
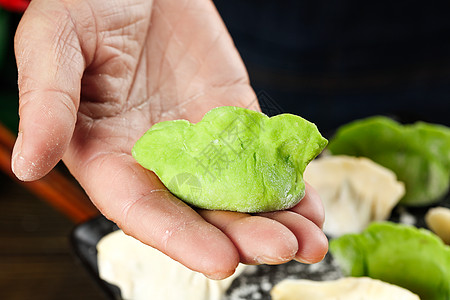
(11, 131, 31, 181)
(255, 256, 278, 264)
(204, 272, 231, 281)
(255, 253, 295, 265)
(294, 257, 315, 264)
(294, 251, 327, 264)
(11, 132, 23, 173)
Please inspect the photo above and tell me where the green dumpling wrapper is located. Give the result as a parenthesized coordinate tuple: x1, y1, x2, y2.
(132, 106, 327, 212)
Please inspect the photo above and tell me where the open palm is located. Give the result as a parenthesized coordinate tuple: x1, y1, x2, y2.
(13, 0, 327, 278)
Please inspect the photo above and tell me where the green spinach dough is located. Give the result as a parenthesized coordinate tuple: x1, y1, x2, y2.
(132, 106, 327, 212)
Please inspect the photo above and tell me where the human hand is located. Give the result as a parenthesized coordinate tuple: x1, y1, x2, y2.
(12, 0, 327, 279)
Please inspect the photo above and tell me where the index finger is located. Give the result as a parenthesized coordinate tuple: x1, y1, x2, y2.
(12, 0, 90, 181)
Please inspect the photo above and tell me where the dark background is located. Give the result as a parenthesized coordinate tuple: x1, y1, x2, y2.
(214, 0, 450, 132)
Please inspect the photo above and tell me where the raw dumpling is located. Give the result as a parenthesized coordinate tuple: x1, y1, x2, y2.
(426, 206, 450, 244)
(97, 230, 247, 300)
(270, 277, 420, 300)
(132, 106, 327, 212)
(303, 155, 405, 237)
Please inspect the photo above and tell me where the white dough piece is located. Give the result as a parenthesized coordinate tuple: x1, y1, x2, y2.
(304, 155, 405, 237)
(270, 277, 420, 300)
(97, 230, 246, 300)
(425, 206, 450, 244)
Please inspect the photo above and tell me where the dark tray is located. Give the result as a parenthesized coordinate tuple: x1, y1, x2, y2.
(70, 193, 449, 300)
(70, 216, 121, 300)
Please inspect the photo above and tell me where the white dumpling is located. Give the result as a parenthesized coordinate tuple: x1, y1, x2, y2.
(304, 155, 405, 237)
(270, 277, 420, 300)
(425, 206, 450, 244)
(97, 230, 246, 300)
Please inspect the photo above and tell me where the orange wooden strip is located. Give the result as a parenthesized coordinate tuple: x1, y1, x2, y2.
(0, 122, 99, 223)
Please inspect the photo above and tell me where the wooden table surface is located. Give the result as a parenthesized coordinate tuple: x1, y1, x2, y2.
(0, 170, 107, 300)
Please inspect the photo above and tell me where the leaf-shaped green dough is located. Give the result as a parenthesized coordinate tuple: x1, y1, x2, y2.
(132, 106, 328, 212)
(329, 222, 450, 300)
(327, 116, 450, 206)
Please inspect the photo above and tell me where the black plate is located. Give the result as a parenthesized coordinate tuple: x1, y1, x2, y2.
(70, 216, 121, 300)
(70, 194, 449, 300)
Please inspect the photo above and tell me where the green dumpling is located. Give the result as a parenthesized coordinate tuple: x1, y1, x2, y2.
(329, 222, 450, 300)
(132, 106, 327, 212)
(327, 116, 450, 206)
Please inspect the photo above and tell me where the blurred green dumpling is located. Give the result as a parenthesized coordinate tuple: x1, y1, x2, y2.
(330, 222, 450, 300)
(327, 116, 450, 206)
(132, 106, 327, 212)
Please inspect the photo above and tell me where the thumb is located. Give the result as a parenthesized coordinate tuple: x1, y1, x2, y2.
(11, 1, 89, 181)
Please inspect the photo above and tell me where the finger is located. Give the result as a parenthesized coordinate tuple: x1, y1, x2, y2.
(289, 182, 325, 228)
(67, 152, 240, 279)
(11, 1, 88, 181)
(259, 211, 328, 264)
(198, 210, 298, 265)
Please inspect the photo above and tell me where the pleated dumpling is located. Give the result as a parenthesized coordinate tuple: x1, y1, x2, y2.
(97, 230, 246, 300)
(271, 277, 420, 300)
(304, 155, 405, 237)
(426, 206, 450, 244)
